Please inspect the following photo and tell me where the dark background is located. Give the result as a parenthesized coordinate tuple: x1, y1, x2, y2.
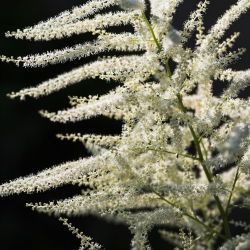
(0, 1, 249, 249)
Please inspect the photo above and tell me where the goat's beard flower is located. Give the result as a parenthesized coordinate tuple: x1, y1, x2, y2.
(1, 0, 250, 249)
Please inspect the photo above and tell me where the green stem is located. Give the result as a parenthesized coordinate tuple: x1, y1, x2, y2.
(200, 138, 208, 160)
(141, 13, 172, 77)
(146, 147, 200, 161)
(176, 94, 213, 181)
(225, 165, 240, 216)
(141, 13, 232, 239)
(177, 93, 231, 239)
(151, 189, 226, 240)
(141, 13, 161, 51)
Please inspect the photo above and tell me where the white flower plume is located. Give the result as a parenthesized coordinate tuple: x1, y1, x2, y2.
(1, 0, 250, 249)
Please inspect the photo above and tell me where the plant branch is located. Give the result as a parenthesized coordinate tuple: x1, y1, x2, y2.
(146, 147, 200, 161)
(142, 12, 232, 240)
(141, 13, 161, 51)
(225, 165, 240, 216)
(200, 138, 208, 160)
(176, 93, 232, 239)
(141, 13, 171, 77)
(151, 189, 226, 240)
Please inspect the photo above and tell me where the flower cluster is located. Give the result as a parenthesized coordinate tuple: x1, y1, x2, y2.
(1, 0, 250, 249)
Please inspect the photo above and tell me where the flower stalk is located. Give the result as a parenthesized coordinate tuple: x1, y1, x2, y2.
(142, 12, 232, 240)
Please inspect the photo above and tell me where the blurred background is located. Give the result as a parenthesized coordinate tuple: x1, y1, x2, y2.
(0, 0, 249, 249)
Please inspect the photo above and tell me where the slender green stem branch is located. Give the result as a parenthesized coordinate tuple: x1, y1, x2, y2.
(142, 13, 232, 239)
(200, 138, 208, 160)
(225, 165, 240, 216)
(177, 93, 231, 239)
(177, 94, 230, 236)
(141, 13, 161, 51)
(176, 94, 213, 181)
(146, 147, 200, 161)
(141, 13, 172, 77)
(151, 189, 226, 240)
